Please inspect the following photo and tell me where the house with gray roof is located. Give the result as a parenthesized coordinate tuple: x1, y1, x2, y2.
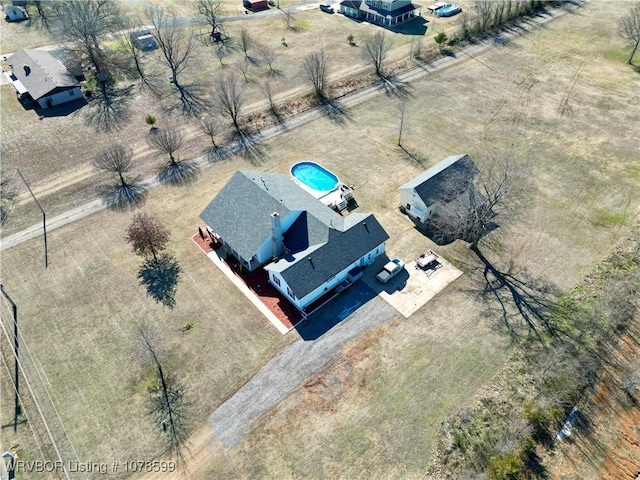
(3, 48, 82, 109)
(200, 170, 390, 311)
(339, 0, 421, 26)
(399, 154, 484, 226)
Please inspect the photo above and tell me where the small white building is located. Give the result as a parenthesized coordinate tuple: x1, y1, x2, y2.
(3, 49, 82, 109)
(399, 154, 481, 224)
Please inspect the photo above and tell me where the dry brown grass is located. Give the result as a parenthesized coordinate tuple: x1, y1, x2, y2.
(0, 0, 639, 477)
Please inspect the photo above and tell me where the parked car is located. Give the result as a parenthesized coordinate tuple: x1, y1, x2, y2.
(376, 258, 405, 283)
(319, 4, 334, 13)
(130, 30, 158, 51)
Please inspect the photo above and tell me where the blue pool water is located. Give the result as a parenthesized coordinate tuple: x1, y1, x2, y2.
(436, 3, 461, 16)
(291, 162, 339, 192)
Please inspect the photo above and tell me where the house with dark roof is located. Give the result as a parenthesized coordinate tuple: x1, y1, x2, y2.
(399, 154, 484, 226)
(200, 170, 390, 311)
(3, 48, 82, 109)
(339, 0, 421, 26)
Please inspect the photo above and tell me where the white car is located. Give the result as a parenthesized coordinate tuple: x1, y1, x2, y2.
(376, 258, 405, 283)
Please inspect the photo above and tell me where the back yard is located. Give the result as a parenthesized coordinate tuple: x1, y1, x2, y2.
(0, 0, 639, 478)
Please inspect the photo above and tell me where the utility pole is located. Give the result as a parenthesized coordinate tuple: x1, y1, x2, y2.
(17, 169, 48, 268)
(0, 284, 20, 432)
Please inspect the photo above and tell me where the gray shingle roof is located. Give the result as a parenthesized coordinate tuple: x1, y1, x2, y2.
(6, 49, 80, 100)
(200, 170, 389, 299)
(200, 171, 361, 260)
(266, 214, 388, 299)
(399, 154, 478, 206)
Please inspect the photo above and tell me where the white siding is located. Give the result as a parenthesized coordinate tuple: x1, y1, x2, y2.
(269, 241, 386, 311)
(253, 210, 302, 266)
(36, 87, 82, 109)
(399, 188, 431, 222)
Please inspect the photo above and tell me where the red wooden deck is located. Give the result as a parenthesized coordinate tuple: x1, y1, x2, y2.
(192, 232, 303, 330)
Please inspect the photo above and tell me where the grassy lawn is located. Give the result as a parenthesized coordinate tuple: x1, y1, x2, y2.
(0, 1, 458, 235)
(0, 0, 638, 478)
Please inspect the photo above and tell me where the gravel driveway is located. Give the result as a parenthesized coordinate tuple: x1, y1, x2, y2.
(208, 281, 397, 448)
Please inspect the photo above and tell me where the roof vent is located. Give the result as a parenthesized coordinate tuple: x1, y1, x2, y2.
(363, 221, 369, 232)
(23, 65, 31, 76)
(261, 176, 268, 190)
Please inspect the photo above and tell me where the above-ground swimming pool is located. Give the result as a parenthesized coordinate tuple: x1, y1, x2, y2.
(290, 162, 340, 195)
(435, 3, 461, 16)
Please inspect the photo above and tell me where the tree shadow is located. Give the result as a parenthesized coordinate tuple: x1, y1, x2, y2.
(165, 82, 210, 117)
(319, 97, 351, 125)
(381, 75, 413, 99)
(205, 144, 231, 163)
(157, 160, 200, 186)
(98, 183, 147, 210)
(235, 130, 270, 165)
(138, 254, 182, 309)
(469, 245, 563, 343)
(84, 84, 133, 131)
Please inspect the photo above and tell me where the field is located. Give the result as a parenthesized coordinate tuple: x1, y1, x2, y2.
(0, 0, 469, 236)
(1, 0, 639, 478)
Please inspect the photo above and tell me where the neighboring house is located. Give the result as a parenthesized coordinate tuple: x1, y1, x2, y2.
(339, 0, 421, 26)
(243, 0, 269, 11)
(399, 154, 484, 226)
(3, 49, 82, 109)
(200, 170, 390, 311)
(4, 5, 28, 22)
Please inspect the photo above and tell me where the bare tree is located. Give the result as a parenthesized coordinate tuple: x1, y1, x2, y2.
(281, 6, 296, 29)
(397, 100, 407, 147)
(427, 156, 557, 337)
(303, 50, 328, 100)
(148, 128, 184, 165)
(212, 72, 246, 136)
(54, 0, 123, 75)
(240, 28, 255, 59)
(194, 0, 224, 39)
(237, 57, 250, 82)
(137, 324, 189, 460)
(26, 0, 52, 29)
(0, 178, 18, 227)
(619, 2, 640, 65)
(147, 6, 205, 115)
(94, 145, 146, 208)
(198, 116, 227, 160)
(119, 20, 154, 88)
(258, 45, 278, 75)
(263, 81, 283, 124)
(362, 31, 392, 77)
(457, 11, 475, 40)
(126, 213, 170, 260)
(148, 128, 197, 184)
(475, 0, 494, 32)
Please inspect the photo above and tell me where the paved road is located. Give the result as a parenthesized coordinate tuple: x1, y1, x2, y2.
(208, 282, 396, 448)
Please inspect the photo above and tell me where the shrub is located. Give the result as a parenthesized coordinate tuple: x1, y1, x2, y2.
(487, 453, 522, 480)
(145, 114, 157, 127)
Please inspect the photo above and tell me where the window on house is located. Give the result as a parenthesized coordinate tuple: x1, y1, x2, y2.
(287, 287, 294, 298)
(69, 90, 75, 96)
(272, 275, 281, 286)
